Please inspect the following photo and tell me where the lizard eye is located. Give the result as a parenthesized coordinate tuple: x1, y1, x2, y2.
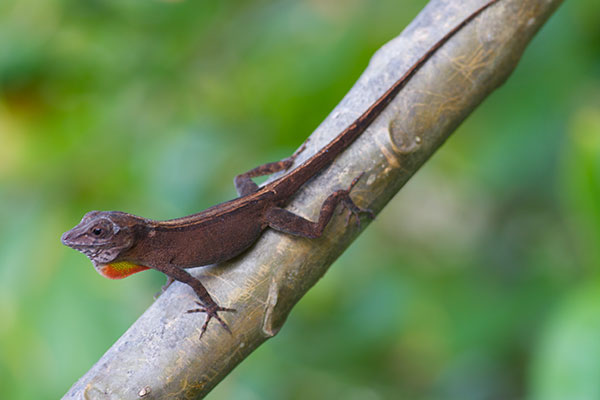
(92, 228, 103, 236)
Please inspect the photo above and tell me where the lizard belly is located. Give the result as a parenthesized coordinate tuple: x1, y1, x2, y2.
(157, 218, 266, 268)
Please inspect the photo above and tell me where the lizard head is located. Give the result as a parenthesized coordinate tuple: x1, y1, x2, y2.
(61, 211, 138, 268)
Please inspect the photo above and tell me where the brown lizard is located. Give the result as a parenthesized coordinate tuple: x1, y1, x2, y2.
(61, 0, 500, 338)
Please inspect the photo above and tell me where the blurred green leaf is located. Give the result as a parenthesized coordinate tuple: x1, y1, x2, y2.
(530, 281, 600, 400)
(560, 106, 600, 269)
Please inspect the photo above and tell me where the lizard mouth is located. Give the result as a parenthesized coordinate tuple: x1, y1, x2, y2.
(60, 231, 81, 249)
(61, 232, 73, 245)
(61, 231, 102, 259)
(61, 231, 90, 250)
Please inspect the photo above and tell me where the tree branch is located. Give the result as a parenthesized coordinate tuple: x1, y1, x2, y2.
(64, 0, 563, 398)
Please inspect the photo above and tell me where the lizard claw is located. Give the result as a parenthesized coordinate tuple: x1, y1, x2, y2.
(341, 172, 375, 228)
(342, 199, 375, 229)
(187, 301, 236, 339)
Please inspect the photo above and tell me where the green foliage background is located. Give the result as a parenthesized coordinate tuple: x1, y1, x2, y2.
(0, 0, 598, 398)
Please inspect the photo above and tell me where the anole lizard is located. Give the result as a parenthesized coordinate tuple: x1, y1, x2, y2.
(61, 0, 500, 338)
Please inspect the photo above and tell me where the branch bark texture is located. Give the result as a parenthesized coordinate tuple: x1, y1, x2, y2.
(64, 0, 563, 398)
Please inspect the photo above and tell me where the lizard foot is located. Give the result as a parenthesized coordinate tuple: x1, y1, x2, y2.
(340, 173, 375, 228)
(342, 198, 375, 229)
(187, 301, 236, 339)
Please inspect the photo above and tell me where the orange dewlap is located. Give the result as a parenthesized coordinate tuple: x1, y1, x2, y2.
(99, 261, 149, 279)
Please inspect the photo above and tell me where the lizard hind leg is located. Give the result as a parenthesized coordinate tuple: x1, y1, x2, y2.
(234, 142, 307, 196)
(265, 172, 375, 239)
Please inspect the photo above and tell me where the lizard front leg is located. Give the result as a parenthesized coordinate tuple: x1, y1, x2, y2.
(265, 173, 375, 238)
(153, 263, 235, 338)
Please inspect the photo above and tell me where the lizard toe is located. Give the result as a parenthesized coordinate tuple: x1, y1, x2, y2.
(187, 301, 236, 339)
